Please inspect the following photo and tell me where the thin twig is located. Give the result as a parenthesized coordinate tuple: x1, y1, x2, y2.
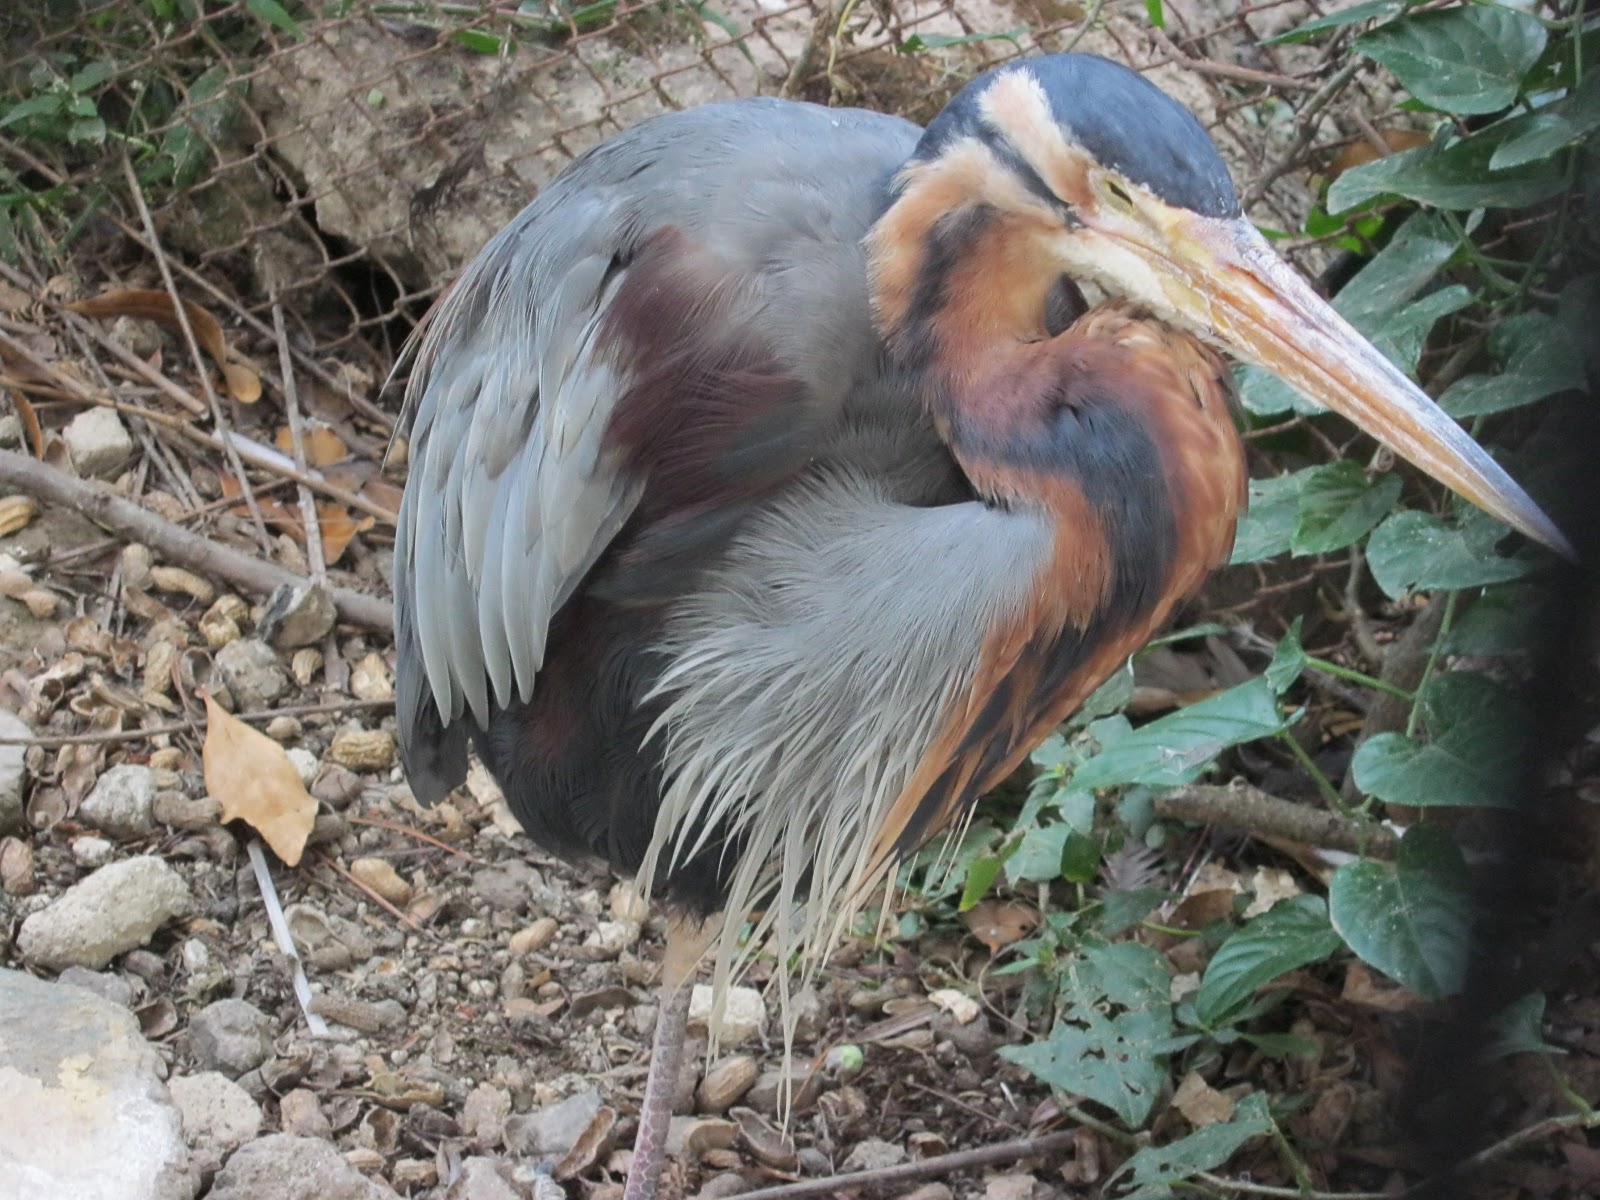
(119, 154, 272, 554)
(345, 815, 477, 862)
(736, 1130, 1077, 1200)
(1154, 781, 1399, 859)
(321, 852, 423, 932)
(0, 450, 393, 630)
(1242, 59, 1362, 209)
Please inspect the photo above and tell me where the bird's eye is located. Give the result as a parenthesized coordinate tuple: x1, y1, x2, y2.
(1102, 178, 1135, 212)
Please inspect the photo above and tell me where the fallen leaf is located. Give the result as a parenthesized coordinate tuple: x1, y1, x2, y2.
(962, 899, 1038, 953)
(1172, 1070, 1234, 1127)
(1243, 867, 1301, 919)
(275, 425, 349, 467)
(202, 692, 316, 865)
(317, 500, 373, 564)
(0, 387, 44, 458)
(65, 288, 260, 403)
(1340, 962, 1426, 1013)
(553, 1106, 616, 1181)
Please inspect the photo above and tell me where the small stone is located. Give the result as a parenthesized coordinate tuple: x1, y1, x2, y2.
(900, 1186, 954, 1200)
(283, 904, 373, 971)
(199, 611, 241, 648)
(472, 861, 540, 913)
(744, 1057, 807, 1116)
(585, 919, 639, 957)
(56, 965, 135, 1008)
(260, 582, 336, 650)
(349, 652, 393, 702)
(509, 918, 558, 955)
(265, 716, 302, 742)
(392, 1159, 437, 1188)
(206, 1133, 390, 1200)
(326, 729, 394, 771)
(0, 708, 30, 832)
(152, 790, 220, 831)
(170, 1071, 262, 1151)
(696, 1055, 759, 1114)
(210, 639, 288, 711)
(929, 988, 981, 1024)
(189, 998, 276, 1077)
(120, 543, 154, 591)
(286, 748, 319, 786)
(0, 967, 194, 1199)
(689, 985, 766, 1047)
(308, 993, 404, 1033)
(64, 407, 133, 479)
(665, 1116, 738, 1160)
(71, 834, 115, 867)
(504, 1088, 602, 1158)
(609, 881, 649, 923)
(842, 1138, 906, 1173)
(694, 1173, 751, 1199)
(0, 836, 34, 894)
(310, 764, 363, 808)
(982, 1176, 1036, 1200)
(460, 1084, 512, 1148)
(80, 763, 158, 839)
(18, 856, 193, 970)
(796, 1148, 831, 1176)
(278, 1088, 330, 1138)
(349, 857, 412, 906)
(789, 986, 825, 1043)
(443, 1157, 521, 1200)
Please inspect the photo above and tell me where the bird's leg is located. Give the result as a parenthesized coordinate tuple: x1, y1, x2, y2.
(623, 911, 721, 1200)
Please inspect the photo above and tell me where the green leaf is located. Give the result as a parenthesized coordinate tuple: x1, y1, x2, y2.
(1442, 584, 1538, 656)
(1268, 0, 1409, 45)
(1439, 312, 1588, 419)
(1230, 470, 1308, 561)
(1010, 824, 1070, 884)
(1098, 887, 1169, 936)
(1328, 134, 1568, 212)
(1118, 1092, 1272, 1194)
(1351, 671, 1526, 809)
(1264, 621, 1306, 695)
(1489, 71, 1600, 169)
(1001, 940, 1189, 1126)
(0, 93, 66, 130)
(1237, 214, 1469, 415)
(1291, 462, 1403, 555)
(1365, 506, 1532, 598)
(1071, 660, 1134, 726)
(1355, 7, 1546, 116)
(1329, 825, 1471, 999)
(960, 850, 1009, 911)
(1486, 993, 1564, 1059)
(900, 28, 1024, 52)
(68, 62, 115, 93)
(244, 0, 303, 36)
(1143, 0, 1164, 29)
(1072, 678, 1286, 790)
(1193, 895, 1344, 1028)
(1060, 831, 1101, 884)
(453, 28, 507, 54)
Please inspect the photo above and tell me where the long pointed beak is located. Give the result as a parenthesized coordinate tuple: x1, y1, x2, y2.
(1142, 214, 1571, 557)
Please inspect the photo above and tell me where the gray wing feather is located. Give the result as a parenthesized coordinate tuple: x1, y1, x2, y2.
(395, 98, 920, 802)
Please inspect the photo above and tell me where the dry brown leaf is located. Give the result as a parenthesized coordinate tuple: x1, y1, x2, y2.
(65, 288, 261, 403)
(1172, 1071, 1234, 1128)
(553, 1106, 616, 1181)
(274, 425, 348, 467)
(317, 501, 374, 564)
(962, 899, 1039, 953)
(1340, 963, 1426, 1013)
(1, 387, 44, 458)
(202, 692, 316, 865)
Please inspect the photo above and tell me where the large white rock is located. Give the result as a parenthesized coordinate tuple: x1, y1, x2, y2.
(0, 968, 195, 1200)
(63, 407, 134, 479)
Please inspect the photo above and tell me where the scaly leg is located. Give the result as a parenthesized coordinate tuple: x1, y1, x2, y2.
(622, 913, 721, 1200)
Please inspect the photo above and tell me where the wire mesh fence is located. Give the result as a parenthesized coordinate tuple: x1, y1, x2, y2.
(2, 0, 1393, 372)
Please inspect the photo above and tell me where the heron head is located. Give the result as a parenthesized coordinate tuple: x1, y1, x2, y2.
(871, 53, 1568, 555)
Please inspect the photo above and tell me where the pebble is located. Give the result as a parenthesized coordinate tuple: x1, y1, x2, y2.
(472, 862, 540, 913)
(18, 855, 193, 970)
(442, 1157, 521, 1200)
(504, 1088, 602, 1158)
(309, 992, 404, 1033)
(797, 1147, 831, 1176)
(152, 790, 221, 831)
(693, 1174, 751, 1199)
(842, 1138, 906, 1173)
(169, 1071, 262, 1152)
(210, 639, 289, 710)
(278, 1088, 331, 1139)
(310, 764, 363, 808)
(284, 903, 374, 971)
(349, 652, 393, 702)
(665, 1116, 738, 1160)
(71, 834, 115, 867)
(461, 1083, 512, 1148)
(900, 1186, 954, 1200)
(349, 857, 412, 905)
(744, 1057, 808, 1116)
(287, 747, 319, 786)
(260, 582, 336, 650)
(696, 1055, 759, 1114)
(0, 708, 29, 832)
(326, 728, 395, 771)
(585, 919, 640, 957)
(205, 1133, 391, 1200)
(265, 716, 302, 742)
(0, 967, 194, 1200)
(79, 763, 158, 839)
(509, 917, 559, 955)
(64, 407, 134, 479)
(689, 985, 767, 1047)
(0, 836, 34, 894)
(189, 998, 276, 1077)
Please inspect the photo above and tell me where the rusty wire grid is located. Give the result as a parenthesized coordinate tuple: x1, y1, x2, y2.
(1, 1, 1405, 362)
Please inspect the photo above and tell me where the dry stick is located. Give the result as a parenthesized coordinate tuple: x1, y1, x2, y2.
(1241, 58, 1363, 210)
(0, 698, 395, 747)
(0, 450, 393, 630)
(1153, 781, 1399, 860)
(345, 815, 476, 862)
(0, 324, 395, 524)
(321, 852, 424, 933)
(738, 1130, 1078, 1200)
(119, 155, 273, 554)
